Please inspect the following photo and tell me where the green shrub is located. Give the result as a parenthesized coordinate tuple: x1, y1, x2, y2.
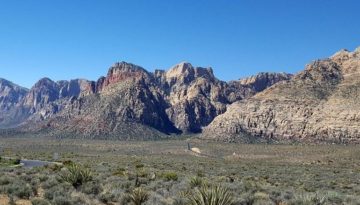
(60, 163, 92, 188)
(0, 176, 12, 185)
(43, 183, 72, 201)
(197, 170, 205, 177)
(81, 181, 102, 195)
(135, 163, 145, 169)
(10, 158, 21, 165)
(52, 196, 72, 205)
(46, 164, 63, 172)
(38, 174, 49, 182)
(325, 191, 344, 204)
(163, 172, 178, 181)
(7, 181, 32, 199)
(113, 167, 127, 176)
(99, 192, 116, 204)
(188, 185, 234, 205)
(31, 198, 51, 205)
(62, 160, 75, 166)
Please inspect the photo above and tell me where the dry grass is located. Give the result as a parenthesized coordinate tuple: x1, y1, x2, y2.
(1, 137, 360, 204)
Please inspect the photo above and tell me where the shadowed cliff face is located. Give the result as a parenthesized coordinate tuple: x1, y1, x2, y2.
(0, 78, 28, 127)
(154, 62, 227, 133)
(0, 78, 28, 111)
(153, 62, 291, 133)
(0, 61, 291, 139)
(204, 47, 360, 143)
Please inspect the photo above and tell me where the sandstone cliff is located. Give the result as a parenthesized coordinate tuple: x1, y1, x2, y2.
(0, 78, 28, 128)
(153, 63, 291, 133)
(204, 48, 360, 143)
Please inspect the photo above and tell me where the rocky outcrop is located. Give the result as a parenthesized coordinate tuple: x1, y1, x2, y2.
(23, 78, 60, 112)
(35, 62, 178, 139)
(152, 62, 292, 133)
(238, 72, 293, 92)
(0, 78, 28, 110)
(21, 78, 96, 122)
(58, 79, 95, 98)
(225, 72, 293, 103)
(96, 62, 152, 92)
(204, 47, 360, 143)
(0, 79, 28, 128)
(155, 62, 228, 133)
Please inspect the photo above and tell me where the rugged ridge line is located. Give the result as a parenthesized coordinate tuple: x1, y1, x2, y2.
(0, 62, 291, 139)
(203, 47, 360, 143)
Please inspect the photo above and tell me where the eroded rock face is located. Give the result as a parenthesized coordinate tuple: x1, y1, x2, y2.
(204, 47, 360, 143)
(38, 62, 178, 138)
(225, 72, 293, 103)
(152, 63, 292, 133)
(96, 62, 152, 92)
(23, 78, 60, 112)
(0, 78, 28, 111)
(0, 79, 28, 128)
(238, 72, 293, 92)
(58, 79, 95, 98)
(21, 78, 96, 122)
(155, 62, 228, 133)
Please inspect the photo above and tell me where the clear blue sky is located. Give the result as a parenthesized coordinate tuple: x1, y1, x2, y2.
(1, 0, 360, 88)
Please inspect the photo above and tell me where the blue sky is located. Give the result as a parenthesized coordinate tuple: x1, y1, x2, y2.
(0, 0, 360, 88)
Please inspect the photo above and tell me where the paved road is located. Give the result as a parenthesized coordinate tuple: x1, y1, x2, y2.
(20, 159, 50, 168)
(2, 157, 52, 168)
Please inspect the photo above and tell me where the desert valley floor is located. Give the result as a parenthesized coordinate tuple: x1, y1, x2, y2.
(1, 137, 360, 204)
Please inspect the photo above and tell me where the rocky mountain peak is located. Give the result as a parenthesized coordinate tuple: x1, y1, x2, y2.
(332, 48, 350, 56)
(24, 78, 60, 109)
(239, 72, 293, 92)
(33, 77, 57, 88)
(329, 48, 360, 77)
(97, 62, 151, 92)
(0, 78, 28, 109)
(166, 62, 194, 79)
(0, 78, 29, 127)
(0, 78, 28, 93)
(58, 79, 95, 98)
(296, 60, 342, 84)
(166, 62, 214, 79)
(331, 49, 352, 63)
(164, 62, 216, 87)
(331, 47, 360, 63)
(0, 78, 14, 87)
(204, 47, 360, 143)
(108, 61, 148, 74)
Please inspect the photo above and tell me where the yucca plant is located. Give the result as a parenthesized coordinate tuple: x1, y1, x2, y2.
(129, 187, 149, 205)
(189, 176, 204, 188)
(293, 193, 327, 205)
(60, 163, 92, 188)
(188, 185, 234, 205)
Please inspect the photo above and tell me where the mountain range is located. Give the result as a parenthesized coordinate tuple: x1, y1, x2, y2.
(204, 47, 360, 143)
(1, 47, 359, 142)
(0, 61, 291, 139)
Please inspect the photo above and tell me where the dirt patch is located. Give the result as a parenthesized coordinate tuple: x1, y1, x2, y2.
(15, 199, 32, 205)
(0, 195, 10, 205)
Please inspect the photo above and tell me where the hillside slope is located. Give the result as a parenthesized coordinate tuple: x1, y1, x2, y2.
(204, 48, 360, 143)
